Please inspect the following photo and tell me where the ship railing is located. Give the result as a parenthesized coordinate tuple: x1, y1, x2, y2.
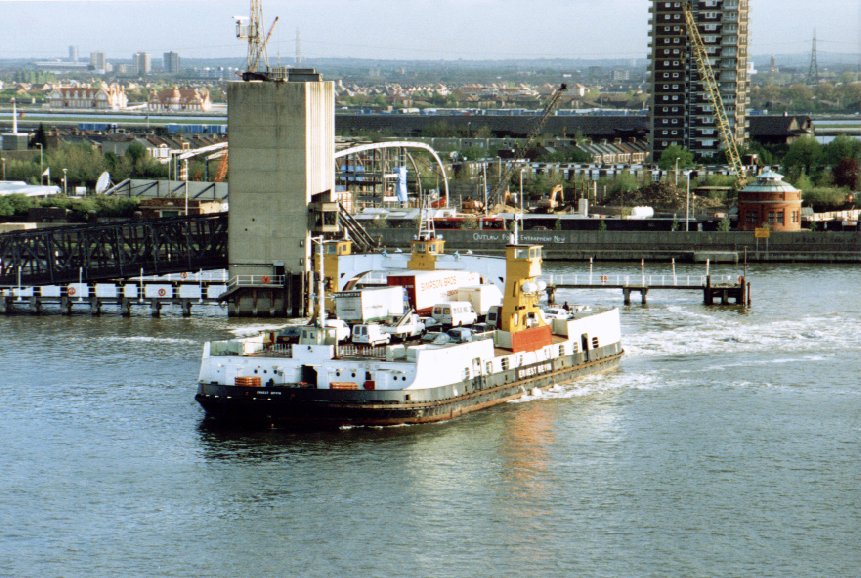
(337, 344, 388, 359)
(226, 274, 286, 292)
(545, 273, 738, 287)
(263, 343, 294, 357)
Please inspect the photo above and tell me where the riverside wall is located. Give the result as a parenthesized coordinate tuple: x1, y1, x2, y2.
(371, 228, 861, 263)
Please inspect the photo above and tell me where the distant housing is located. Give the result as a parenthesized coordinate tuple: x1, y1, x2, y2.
(148, 87, 212, 112)
(45, 83, 128, 111)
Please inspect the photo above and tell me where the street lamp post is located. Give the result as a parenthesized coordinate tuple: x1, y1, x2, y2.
(685, 170, 692, 232)
(1, 157, 5, 181)
(183, 159, 189, 216)
(310, 235, 325, 329)
(518, 168, 525, 244)
(36, 143, 43, 184)
(674, 156, 679, 186)
(63, 168, 68, 196)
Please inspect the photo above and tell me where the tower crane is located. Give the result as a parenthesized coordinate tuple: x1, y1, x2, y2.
(682, 1, 746, 185)
(488, 83, 568, 209)
(235, 0, 279, 81)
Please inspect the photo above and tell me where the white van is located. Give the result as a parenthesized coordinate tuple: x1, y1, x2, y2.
(351, 323, 392, 346)
(431, 301, 478, 327)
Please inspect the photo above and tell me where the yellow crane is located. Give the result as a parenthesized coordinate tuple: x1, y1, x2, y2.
(683, 1, 746, 185)
(489, 83, 568, 208)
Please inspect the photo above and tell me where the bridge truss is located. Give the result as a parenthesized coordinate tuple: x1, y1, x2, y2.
(0, 213, 228, 287)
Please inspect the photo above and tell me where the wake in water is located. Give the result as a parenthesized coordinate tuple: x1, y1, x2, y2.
(508, 367, 669, 405)
(95, 335, 199, 346)
(228, 323, 292, 337)
(622, 306, 861, 359)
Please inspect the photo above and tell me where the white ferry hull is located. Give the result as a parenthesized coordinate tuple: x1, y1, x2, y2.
(196, 344, 622, 428)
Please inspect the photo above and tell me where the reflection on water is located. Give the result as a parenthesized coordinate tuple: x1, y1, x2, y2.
(500, 402, 555, 494)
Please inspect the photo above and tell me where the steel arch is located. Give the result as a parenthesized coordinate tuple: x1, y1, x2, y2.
(335, 140, 449, 206)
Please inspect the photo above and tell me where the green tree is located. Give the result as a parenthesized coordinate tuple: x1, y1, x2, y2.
(822, 135, 861, 167)
(743, 141, 775, 167)
(606, 172, 639, 196)
(0, 194, 36, 217)
(804, 187, 850, 212)
(782, 137, 822, 182)
(657, 144, 694, 171)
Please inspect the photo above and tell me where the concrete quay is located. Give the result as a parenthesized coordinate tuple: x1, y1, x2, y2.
(372, 228, 861, 263)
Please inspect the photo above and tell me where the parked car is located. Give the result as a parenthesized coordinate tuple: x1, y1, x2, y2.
(421, 331, 451, 345)
(470, 323, 495, 340)
(446, 327, 473, 343)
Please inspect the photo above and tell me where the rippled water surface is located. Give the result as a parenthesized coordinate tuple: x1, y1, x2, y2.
(2, 263, 859, 576)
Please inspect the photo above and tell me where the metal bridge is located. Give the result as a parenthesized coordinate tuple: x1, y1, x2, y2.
(0, 213, 228, 287)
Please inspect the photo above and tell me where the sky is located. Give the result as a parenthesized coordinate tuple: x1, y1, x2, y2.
(1, 0, 859, 62)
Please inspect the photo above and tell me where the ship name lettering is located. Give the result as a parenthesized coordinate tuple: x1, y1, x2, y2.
(517, 362, 553, 379)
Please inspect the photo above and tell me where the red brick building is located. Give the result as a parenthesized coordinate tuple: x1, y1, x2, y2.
(737, 170, 802, 232)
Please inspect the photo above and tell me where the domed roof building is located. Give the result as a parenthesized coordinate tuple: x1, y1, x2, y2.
(737, 170, 803, 232)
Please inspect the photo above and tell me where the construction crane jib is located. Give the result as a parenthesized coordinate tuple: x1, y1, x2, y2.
(682, 1, 745, 182)
(490, 83, 567, 208)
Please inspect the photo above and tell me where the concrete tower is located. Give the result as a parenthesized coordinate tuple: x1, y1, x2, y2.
(163, 51, 181, 74)
(227, 70, 335, 316)
(133, 51, 151, 75)
(647, 0, 750, 161)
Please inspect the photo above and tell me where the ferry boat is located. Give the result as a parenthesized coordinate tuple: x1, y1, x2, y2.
(195, 228, 623, 428)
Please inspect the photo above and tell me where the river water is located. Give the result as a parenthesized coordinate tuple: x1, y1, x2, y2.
(2, 262, 859, 577)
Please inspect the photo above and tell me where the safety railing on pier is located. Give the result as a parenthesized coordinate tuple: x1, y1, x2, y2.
(545, 273, 737, 288)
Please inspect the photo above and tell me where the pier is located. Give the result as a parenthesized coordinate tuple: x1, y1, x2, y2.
(0, 271, 231, 316)
(545, 272, 749, 306)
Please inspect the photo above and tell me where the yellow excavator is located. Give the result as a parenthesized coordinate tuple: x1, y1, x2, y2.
(536, 184, 565, 213)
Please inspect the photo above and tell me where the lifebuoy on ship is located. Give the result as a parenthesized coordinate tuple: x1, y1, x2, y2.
(67, 286, 76, 296)
(158, 288, 167, 297)
(261, 275, 271, 284)
(180, 272, 189, 279)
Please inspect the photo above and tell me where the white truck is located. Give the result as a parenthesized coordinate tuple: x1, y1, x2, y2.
(456, 285, 503, 318)
(333, 286, 405, 324)
(324, 319, 351, 342)
(381, 311, 426, 342)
